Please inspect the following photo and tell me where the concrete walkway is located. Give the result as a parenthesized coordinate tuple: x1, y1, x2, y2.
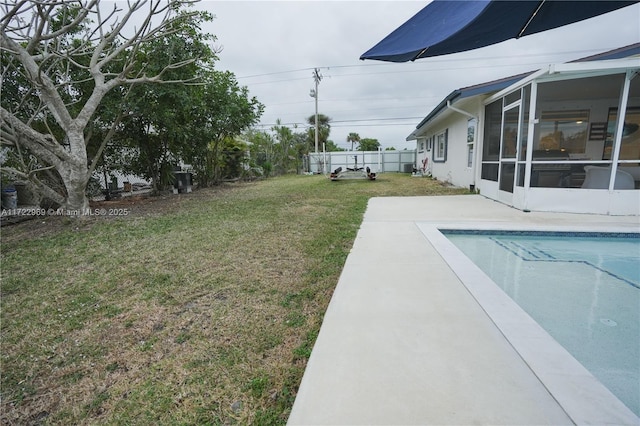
(288, 195, 639, 425)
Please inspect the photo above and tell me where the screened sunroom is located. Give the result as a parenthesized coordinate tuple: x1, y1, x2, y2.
(478, 59, 640, 215)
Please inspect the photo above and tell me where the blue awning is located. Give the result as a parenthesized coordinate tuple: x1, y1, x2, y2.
(360, 0, 639, 62)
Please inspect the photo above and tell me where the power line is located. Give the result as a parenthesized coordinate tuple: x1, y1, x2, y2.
(331, 117, 424, 124)
(331, 123, 415, 128)
(255, 116, 424, 128)
(265, 95, 442, 107)
(234, 47, 621, 80)
(237, 58, 590, 86)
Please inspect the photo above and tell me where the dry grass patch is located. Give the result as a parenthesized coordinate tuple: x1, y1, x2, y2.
(1, 174, 468, 425)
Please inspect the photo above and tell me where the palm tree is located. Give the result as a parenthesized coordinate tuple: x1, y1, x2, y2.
(306, 114, 332, 151)
(346, 132, 361, 151)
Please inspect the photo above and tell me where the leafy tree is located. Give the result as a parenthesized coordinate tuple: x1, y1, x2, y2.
(271, 120, 296, 174)
(218, 137, 249, 180)
(272, 121, 319, 173)
(185, 71, 263, 186)
(324, 140, 345, 152)
(245, 129, 275, 177)
(290, 132, 311, 170)
(99, 7, 262, 191)
(110, 11, 218, 192)
(1, 0, 214, 211)
(385, 146, 397, 151)
(359, 138, 381, 151)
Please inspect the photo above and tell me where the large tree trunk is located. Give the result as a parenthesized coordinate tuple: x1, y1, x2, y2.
(2, 1, 206, 211)
(59, 168, 90, 212)
(63, 129, 89, 212)
(59, 131, 90, 212)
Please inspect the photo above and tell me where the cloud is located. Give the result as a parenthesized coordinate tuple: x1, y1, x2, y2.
(200, 1, 640, 149)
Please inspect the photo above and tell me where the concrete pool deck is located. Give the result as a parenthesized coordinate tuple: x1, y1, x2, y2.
(287, 195, 640, 425)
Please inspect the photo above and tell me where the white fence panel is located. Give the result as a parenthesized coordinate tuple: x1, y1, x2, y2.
(306, 150, 416, 174)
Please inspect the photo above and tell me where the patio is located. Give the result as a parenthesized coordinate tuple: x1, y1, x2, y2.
(288, 195, 639, 425)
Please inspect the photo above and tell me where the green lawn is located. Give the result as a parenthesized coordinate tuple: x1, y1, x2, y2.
(1, 174, 468, 425)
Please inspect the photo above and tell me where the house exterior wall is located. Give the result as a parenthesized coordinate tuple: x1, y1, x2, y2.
(412, 62, 639, 215)
(432, 115, 464, 186)
(415, 98, 484, 189)
(476, 68, 639, 215)
(517, 187, 640, 215)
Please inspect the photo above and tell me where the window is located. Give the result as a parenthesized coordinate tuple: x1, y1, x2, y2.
(467, 118, 477, 144)
(505, 90, 521, 106)
(483, 99, 502, 161)
(482, 99, 502, 181)
(434, 130, 447, 162)
(536, 110, 589, 157)
(502, 106, 519, 159)
(518, 85, 530, 162)
(467, 118, 476, 168)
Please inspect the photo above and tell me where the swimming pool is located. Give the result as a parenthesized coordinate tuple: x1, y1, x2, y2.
(442, 230, 640, 417)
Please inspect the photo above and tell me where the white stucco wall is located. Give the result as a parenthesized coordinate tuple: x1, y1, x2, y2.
(412, 63, 639, 215)
(438, 116, 471, 188)
(415, 97, 484, 190)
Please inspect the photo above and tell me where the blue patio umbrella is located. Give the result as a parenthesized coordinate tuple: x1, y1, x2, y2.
(360, 0, 639, 62)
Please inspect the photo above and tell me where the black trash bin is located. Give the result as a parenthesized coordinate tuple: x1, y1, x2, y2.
(173, 171, 193, 194)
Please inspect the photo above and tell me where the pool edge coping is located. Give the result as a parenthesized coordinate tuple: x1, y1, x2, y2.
(418, 223, 640, 426)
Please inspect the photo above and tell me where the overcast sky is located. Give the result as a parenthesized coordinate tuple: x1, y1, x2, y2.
(195, 1, 640, 150)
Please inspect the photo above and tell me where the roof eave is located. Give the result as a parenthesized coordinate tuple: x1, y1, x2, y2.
(406, 46, 640, 143)
(406, 90, 461, 141)
(406, 71, 535, 141)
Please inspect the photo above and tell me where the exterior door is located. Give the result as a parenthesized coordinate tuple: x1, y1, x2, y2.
(499, 103, 521, 196)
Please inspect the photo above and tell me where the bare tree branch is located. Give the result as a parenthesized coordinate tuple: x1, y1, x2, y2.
(1, 106, 71, 165)
(1, 0, 211, 210)
(1, 165, 66, 205)
(31, 1, 98, 45)
(2, 164, 55, 177)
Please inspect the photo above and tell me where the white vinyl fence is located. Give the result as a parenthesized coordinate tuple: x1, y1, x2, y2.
(305, 150, 416, 174)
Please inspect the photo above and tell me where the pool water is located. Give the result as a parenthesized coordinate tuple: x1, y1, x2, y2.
(443, 231, 640, 417)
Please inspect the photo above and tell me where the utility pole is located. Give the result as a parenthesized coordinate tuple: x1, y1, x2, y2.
(309, 68, 323, 153)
